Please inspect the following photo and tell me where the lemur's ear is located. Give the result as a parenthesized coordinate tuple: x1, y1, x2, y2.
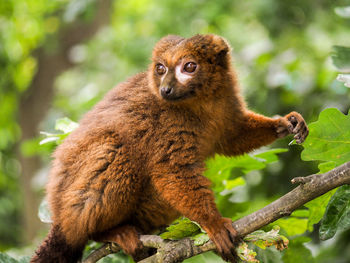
(210, 35, 231, 67)
(191, 34, 231, 67)
(211, 35, 230, 54)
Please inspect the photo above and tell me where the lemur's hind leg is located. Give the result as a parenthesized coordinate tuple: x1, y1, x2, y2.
(93, 224, 153, 261)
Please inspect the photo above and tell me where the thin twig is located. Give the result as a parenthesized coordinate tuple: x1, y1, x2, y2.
(83, 243, 120, 263)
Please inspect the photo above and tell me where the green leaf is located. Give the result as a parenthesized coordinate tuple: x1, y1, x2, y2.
(205, 148, 287, 192)
(301, 108, 350, 239)
(301, 108, 350, 169)
(160, 218, 200, 240)
(55, 117, 79, 134)
(290, 209, 309, 218)
(305, 190, 336, 231)
(40, 117, 79, 145)
(0, 252, 30, 263)
(319, 185, 350, 240)
(317, 161, 336, 173)
(254, 148, 288, 163)
(38, 198, 52, 224)
(39, 132, 68, 145)
(272, 217, 308, 236)
(191, 233, 210, 246)
(223, 177, 245, 190)
(331, 46, 350, 72)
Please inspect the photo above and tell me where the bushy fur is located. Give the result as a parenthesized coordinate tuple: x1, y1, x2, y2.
(32, 34, 308, 263)
(31, 225, 83, 263)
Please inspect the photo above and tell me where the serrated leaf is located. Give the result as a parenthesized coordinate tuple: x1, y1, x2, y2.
(160, 218, 200, 240)
(38, 198, 52, 223)
(334, 6, 350, 18)
(55, 117, 79, 134)
(331, 46, 350, 72)
(301, 108, 350, 168)
(337, 74, 350, 88)
(319, 185, 350, 240)
(191, 232, 210, 246)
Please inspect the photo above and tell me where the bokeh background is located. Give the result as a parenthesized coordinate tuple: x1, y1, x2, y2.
(0, 0, 349, 262)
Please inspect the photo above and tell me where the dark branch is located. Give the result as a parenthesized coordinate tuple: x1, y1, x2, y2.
(83, 161, 350, 263)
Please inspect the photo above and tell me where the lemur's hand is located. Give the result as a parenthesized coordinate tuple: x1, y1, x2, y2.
(277, 111, 309, 144)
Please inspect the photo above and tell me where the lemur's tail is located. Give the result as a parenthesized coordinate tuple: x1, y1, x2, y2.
(31, 225, 84, 263)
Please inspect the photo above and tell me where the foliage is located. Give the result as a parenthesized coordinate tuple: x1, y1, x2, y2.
(0, 0, 73, 248)
(161, 217, 288, 263)
(300, 108, 350, 240)
(301, 108, 350, 171)
(205, 148, 287, 193)
(244, 226, 288, 251)
(160, 149, 290, 261)
(0, 0, 350, 262)
(312, 6, 350, 244)
(160, 104, 350, 262)
(319, 185, 350, 240)
(40, 117, 79, 146)
(0, 252, 29, 263)
(160, 218, 201, 241)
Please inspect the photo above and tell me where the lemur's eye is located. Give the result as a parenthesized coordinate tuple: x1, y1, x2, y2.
(183, 62, 197, 73)
(155, 64, 166, 75)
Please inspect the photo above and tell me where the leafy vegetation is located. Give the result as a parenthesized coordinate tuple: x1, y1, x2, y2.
(39, 117, 79, 145)
(0, 0, 349, 262)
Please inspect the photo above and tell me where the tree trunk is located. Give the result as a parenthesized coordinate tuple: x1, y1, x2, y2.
(17, 0, 113, 243)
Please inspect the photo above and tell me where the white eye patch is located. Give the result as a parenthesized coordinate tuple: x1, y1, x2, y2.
(175, 65, 193, 85)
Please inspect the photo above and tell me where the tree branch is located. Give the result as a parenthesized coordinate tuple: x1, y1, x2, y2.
(83, 161, 350, 263)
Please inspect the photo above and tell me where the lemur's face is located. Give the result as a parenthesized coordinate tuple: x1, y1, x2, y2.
(150, 34, 231, 102)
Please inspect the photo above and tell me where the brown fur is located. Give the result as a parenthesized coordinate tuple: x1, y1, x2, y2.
(31, 34, 308, 263)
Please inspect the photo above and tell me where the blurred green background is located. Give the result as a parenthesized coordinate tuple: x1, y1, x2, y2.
(0, 0, 349, 262)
